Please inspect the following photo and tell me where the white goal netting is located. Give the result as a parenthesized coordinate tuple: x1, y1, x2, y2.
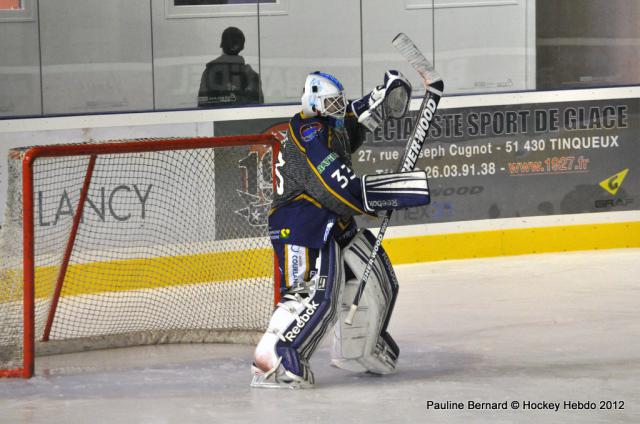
(0, 137, 277, 376)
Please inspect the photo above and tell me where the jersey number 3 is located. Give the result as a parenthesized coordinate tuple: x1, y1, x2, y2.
(331, 165, 355, 189)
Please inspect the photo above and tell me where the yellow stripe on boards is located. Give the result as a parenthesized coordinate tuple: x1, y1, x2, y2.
(382, 222, 640, 264)
(4, 221, 637, 302)
(30, 248, 273, 299)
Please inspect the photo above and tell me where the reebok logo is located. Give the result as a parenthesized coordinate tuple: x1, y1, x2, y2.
(283, 301, 320, 342)
(599, 169, 629, 195)
(369, 199, 398, 208)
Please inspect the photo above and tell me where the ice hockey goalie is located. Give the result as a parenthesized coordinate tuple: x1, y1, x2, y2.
(252, 70, 428, 388)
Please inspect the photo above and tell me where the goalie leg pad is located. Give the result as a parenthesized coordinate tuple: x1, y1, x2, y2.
(331, 229, 400, 374)
(253, 241, 344, 388)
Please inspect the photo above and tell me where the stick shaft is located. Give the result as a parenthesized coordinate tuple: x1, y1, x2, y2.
(345, 34, 444, 325)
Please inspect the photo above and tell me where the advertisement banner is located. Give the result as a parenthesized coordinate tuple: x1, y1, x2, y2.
(215, 98, 639, 227)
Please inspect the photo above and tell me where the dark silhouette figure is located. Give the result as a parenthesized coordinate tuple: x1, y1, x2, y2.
(198, 27, 264, 107)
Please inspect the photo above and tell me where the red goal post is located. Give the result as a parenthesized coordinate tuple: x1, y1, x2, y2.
(0, 134, 280, 378)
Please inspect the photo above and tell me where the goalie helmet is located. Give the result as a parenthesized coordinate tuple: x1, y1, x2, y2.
(301, 72, 347, 119)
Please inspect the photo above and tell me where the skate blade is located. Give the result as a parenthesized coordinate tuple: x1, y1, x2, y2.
(250, 374, 312, 389)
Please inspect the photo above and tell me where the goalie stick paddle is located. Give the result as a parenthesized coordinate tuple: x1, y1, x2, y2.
(345, 33, 444, 325)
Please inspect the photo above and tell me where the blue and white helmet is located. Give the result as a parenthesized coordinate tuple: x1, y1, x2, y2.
(301, 72, 347, 119)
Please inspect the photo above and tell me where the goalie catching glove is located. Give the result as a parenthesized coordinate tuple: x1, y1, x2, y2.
(351, 70, 412, 132)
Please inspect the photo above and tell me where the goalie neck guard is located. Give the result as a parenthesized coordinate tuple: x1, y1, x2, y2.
(301, 72, 347, 119)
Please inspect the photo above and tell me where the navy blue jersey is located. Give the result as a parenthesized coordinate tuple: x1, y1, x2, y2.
(269, 111, 368, 248)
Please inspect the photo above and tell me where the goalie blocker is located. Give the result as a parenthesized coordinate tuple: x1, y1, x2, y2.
(362, 171, 428, 213)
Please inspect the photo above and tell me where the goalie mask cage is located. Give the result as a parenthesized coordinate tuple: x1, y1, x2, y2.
(0, 134, 280, 378)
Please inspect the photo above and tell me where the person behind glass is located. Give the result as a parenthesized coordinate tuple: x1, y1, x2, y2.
(198, 26, 264, 107)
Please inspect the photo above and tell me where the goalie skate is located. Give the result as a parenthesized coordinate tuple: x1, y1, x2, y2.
(251, 358, 314, 389)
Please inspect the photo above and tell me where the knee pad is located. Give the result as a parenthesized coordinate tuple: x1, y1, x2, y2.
(331, 229, 400, 374)
(253, 241, 344, 388)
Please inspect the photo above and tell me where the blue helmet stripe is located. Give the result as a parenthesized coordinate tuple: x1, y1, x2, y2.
(313, 71, 344, 91)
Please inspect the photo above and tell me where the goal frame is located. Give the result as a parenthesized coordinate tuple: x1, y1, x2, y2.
(0, 134, 281, 378)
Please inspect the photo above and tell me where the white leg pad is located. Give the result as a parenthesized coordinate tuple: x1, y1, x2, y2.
(331, 230, 399, 374)
(254, 297, 308, 372)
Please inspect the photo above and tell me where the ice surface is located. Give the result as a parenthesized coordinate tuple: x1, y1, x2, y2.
(1, 249, 639, 423)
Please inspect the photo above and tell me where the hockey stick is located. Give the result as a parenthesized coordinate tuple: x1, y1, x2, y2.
(345, 33, 444, 325)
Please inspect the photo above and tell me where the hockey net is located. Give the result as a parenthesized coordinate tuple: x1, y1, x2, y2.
(0, 135, 280, 378)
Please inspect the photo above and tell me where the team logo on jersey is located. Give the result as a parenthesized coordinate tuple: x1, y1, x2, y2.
(300, 122, 323, 142)
(280, 228, 291, 239)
